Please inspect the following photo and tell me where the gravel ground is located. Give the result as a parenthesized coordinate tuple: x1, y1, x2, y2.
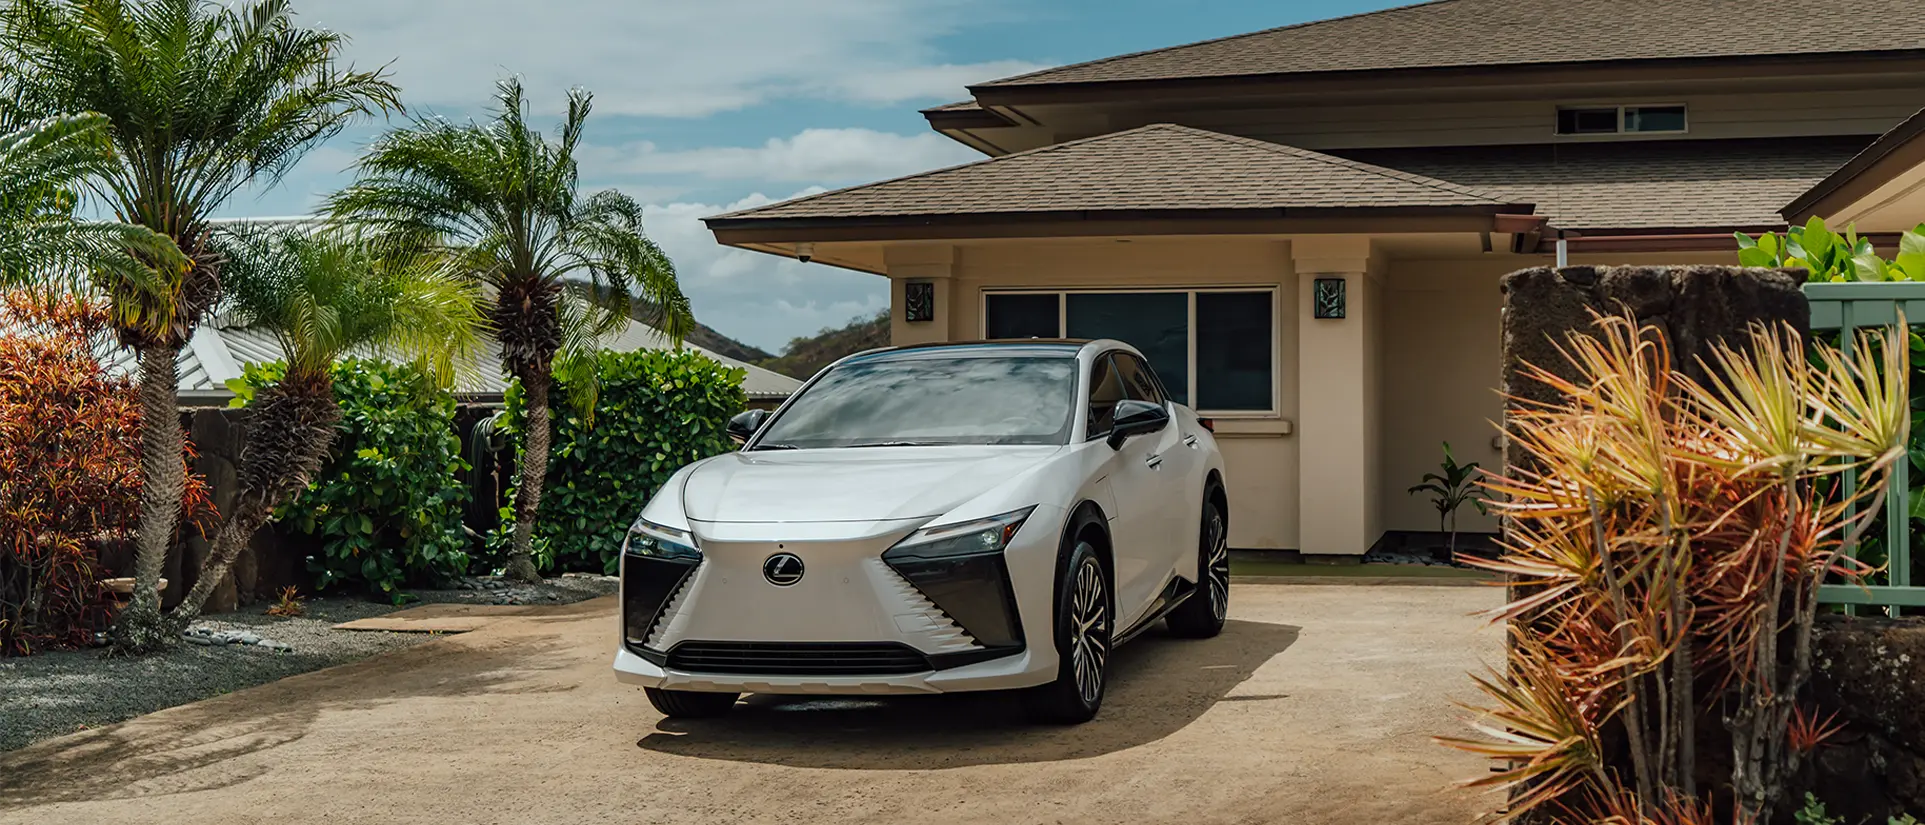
(411, 572, 619, 606)
(0, 573, 618, 753)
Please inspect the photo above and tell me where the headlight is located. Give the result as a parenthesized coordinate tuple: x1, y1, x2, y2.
(884, 507, 1035, 562)
(622, 518, 701, 561)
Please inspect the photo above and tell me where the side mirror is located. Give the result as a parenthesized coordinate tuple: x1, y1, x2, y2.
(728, 408, 771, 446)
(1106, 399, 1170, 449)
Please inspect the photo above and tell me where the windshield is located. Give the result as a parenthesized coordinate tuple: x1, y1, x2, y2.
(753, 354, 1078, 449)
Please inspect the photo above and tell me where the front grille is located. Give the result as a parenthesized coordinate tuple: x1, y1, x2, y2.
(665, 641, 932, 676)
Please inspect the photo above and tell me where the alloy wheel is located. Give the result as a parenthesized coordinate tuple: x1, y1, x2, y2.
(1069, 556, 1110, 705)
(1206, 508, 1229, 623)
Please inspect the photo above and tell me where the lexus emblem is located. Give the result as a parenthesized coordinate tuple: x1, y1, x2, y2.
(762, 553, 805, 586)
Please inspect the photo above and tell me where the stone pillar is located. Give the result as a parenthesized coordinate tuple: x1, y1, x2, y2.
(1293, 237, 1382, 557)
(885, 245, 956, 346)
(1498, 265, 1808, 475)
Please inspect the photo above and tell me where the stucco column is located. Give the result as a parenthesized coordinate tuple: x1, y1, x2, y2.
(1292, 237, 1383, 557)
(885, 244, 957, 346)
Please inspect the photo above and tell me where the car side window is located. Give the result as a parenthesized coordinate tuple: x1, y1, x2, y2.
(1113, 353, 1167, 406)
(1086, 355, 1126, 438)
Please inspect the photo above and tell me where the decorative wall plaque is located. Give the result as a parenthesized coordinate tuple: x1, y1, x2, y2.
(905, 281, 935, 323)
(1312, 277, 1346, 319)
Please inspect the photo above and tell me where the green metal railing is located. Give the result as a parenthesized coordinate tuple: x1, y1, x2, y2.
(1806, 282, 1920, 609)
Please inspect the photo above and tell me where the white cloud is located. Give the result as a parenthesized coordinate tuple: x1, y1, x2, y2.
(645, 192, 888, 352)
(585, 128, 979, 183)
(306, 0, 1048, 117)
(830, 60, 1043, 105)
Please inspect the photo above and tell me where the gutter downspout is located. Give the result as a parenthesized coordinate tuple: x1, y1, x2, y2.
(1555, 230, 1569, 268)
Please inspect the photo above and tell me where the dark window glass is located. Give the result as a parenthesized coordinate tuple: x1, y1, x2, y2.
(1556, 107, 1620, 135)
(984, 293, 1061, 340)
(1066, 292, 1189, 404)
(1196, 292, 1274, 411)
(1085, 355, 1125, 438)
(1625, 106, 1686, 133)
(1111, 353, 1166, 406)
(754, 355, 1078, 448)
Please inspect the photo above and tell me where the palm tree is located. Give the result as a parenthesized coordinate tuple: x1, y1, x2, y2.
(172, 227, 483, 619)
(0, 112, 184, 294)
(330, 77, 692, 582)
(0, 0, 400, 648)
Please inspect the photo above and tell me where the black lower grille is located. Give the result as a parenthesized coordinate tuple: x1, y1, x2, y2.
(665, 641, 932, 676)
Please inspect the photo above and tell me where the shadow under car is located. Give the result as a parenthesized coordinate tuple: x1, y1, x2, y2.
(633, 618, 1299, 769)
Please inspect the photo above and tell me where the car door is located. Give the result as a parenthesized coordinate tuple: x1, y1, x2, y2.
(1113, 352, 1200, 587)
(1091, 352, 1173, 629)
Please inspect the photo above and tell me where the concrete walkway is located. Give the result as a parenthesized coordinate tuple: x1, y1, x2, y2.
(0, 584, 1504, 825)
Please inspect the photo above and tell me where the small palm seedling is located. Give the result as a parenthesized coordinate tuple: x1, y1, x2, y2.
(1407, 442, 1487, 559)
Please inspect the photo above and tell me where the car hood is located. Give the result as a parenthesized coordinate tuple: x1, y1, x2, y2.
(681, 445, 1062, 523)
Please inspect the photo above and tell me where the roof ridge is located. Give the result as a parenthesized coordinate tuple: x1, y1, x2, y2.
(1154, 124, 1512, 204)
(974, 0, 1462, 87)
(706, 124, 1191, 220)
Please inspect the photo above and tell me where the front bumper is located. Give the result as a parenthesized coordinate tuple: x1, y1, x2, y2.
(613, 509, 1066, 695)
(612, 645, 1049, 695)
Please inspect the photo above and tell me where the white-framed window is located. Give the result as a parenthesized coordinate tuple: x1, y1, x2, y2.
(1555, 104, 1687, 136)
(980, 287, 1279, 417)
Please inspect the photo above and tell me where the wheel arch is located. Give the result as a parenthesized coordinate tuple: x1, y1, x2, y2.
(1065, 499, 1113, 580)
(1204, 470, 1228, 529)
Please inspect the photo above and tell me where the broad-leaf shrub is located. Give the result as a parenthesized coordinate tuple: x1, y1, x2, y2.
(231, 359, 471, 596)
(499, 349, 745, 574)
(1738, 217, 1925, 282)
(0, 293, 211, 654)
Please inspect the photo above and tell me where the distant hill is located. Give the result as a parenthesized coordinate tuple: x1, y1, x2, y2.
(568, 282, 888, 381)
(757, 310, 890, 380)
(568, 283, 774, 364)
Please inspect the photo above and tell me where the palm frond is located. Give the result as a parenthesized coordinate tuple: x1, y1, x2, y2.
(218, 225, 485, 387)
(328, 76, 692, 416)
(0, 112, 187, 301)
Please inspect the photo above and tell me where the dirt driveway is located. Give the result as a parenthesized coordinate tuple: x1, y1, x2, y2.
(0, 583, 1502, 825)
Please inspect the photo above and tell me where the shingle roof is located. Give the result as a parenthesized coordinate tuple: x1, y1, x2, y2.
(978, 0, 1925, 88)
(99, 317, 804, 402)
(709, 124, 1524, 222)
(923, 99, 985, 113)
(1336, 137, 1871, 231)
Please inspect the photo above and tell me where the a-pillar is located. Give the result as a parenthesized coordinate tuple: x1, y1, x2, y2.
(885, 245, 957, 346)
(1292, 237, 1383, 558)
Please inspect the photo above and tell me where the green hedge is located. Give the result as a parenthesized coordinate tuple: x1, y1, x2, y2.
(499, 348, 746, 574)
(232, 359, 472, 596)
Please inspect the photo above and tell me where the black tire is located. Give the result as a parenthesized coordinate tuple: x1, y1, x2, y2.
(1166, 490, 1228, 639)
(645, 687, 740, 719)
(1024, 522, 1112, 725)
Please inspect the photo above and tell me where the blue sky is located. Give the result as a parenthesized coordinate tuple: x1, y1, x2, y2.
(226, 0, 1402, 351)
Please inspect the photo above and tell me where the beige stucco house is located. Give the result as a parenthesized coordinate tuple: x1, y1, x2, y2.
(704, 0, 1925, 556)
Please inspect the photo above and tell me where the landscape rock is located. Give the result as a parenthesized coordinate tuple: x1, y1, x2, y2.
(1802, 614, 1925, 819)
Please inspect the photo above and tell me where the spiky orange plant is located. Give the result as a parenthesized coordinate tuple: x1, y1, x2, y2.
(264, 586, 304, 618)
(1442, 313, 1905, 823)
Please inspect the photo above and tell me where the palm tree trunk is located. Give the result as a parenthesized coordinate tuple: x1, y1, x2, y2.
(173, 375, 340, 620)
(112, 342, 185, 652)
(505, 368, 550, 583)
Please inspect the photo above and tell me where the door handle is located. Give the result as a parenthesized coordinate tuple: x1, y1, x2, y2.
(1184, 435, 1200, 448)
(1145, 454, 1163, 469)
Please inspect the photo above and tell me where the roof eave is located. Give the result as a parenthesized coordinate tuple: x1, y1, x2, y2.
(708, 204, 1537, 245)
(968, 50, 1925, 107)
(921, 105, 1014, 131)
(1783, 108, 1925, 223)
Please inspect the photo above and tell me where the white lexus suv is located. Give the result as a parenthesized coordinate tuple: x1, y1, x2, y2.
(613, 340, 1228, 724)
